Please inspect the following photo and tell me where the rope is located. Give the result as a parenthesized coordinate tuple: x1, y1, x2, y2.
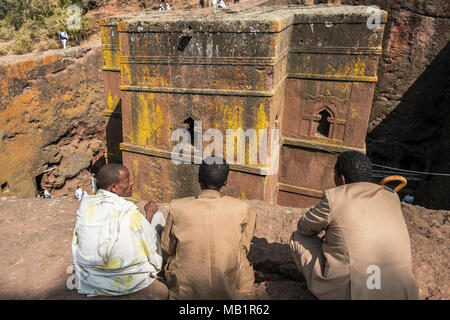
(372, 164, 450, 177)
(281, 129, 450, 177)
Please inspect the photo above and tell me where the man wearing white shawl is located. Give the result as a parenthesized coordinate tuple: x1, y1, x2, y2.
(72, 163, 164, 297)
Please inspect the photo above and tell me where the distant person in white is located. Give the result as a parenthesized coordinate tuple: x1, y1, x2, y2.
(44, 189, 53, 199)
(211, 0, 218, 8)
(166, 2, 171, 10)
(218, 0, 226, 8)
(75, 186, 83, 201)
(59, 30, 68, 49)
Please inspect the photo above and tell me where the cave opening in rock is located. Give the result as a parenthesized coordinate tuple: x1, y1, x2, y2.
(35, 173, 44, 194)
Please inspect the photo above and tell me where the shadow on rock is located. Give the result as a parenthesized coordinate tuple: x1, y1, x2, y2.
(249, 236, 303, 281)
(249, 237, 316, 300)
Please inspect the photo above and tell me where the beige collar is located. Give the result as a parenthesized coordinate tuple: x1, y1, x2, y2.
(198, 189, 221, 199)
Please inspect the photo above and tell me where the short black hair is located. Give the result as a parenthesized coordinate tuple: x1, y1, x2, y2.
(334, 151, 372, 184)
(96, 163, 126, 190)
(199, 157, 229, 190)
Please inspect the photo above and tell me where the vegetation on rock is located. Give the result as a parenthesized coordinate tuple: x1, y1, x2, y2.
(0, 0, 101, 55)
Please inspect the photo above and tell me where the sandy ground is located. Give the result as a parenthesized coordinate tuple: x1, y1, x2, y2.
(0, 196, 447, 300)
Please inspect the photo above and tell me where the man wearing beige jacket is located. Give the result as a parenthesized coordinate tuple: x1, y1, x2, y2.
(290, 151, 418, 300)
(161, 157, 257, 299)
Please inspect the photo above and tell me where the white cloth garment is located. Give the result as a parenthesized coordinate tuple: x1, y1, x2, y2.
(75, 188, 83, 200)
(59, 31, 68, 48)
(150, 210, 165, 238)
(72, 189, 163, 296)
(91, 174, 98, 193)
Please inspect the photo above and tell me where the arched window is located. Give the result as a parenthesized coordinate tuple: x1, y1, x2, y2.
(183, 117, 195, 147)
(313, 108, 335, 139)
(316, 109, 331, 138)
(1, 182, 8, 194)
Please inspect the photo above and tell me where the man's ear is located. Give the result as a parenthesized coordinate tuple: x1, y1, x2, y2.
(108, 183, 117, 193)
(334, 172, 345, 186)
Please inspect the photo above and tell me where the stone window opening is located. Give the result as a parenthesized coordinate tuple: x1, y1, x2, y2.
(181, 116, 203, 162)
(183, 117, 195, 147)
(314, 108, 334, 139)
(1, 182, 8, 194)
(178, 27, 193, 51)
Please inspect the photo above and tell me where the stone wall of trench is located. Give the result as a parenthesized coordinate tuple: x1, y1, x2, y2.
(290, 0, 450, 209)
(353, 0, 450, 210)
(0, 44, 106, 199)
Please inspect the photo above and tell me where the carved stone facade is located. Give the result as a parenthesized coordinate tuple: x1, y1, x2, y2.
(100, 5, 386, 207)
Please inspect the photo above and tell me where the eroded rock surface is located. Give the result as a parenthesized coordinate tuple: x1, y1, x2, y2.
(0, 44, 106, 199)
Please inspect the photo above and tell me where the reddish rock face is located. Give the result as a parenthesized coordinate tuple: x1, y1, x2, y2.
(340, 0, 450, 209)
(101, 6, 386, 207)
(0, 45, 106, 198)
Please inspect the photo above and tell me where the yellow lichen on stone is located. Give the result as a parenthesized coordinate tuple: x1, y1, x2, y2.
(100, 27, 111, 45)
(102, 49, 120, 69)
(141, 170, 168, 202)
(134, 95, 152, 146)
(107, 92, 114, 110)
(328, 57, 366, 78)
(134, 94, 163, 148)
(256, 104, 269, 132)
(218, 104, 243, 162)
(107, 92, 120, 111)
(131, 159, 141, 200)
(121, 63, 132, 84)
(352, 57, 366, 77)
(221, 104, 243, 130)
(255, 104, 270, 165)
(139, 66, 167, 88)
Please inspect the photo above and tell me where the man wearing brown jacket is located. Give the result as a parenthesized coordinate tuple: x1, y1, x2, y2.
(290, 151, 418, 300)
(161, 157, 257, 299)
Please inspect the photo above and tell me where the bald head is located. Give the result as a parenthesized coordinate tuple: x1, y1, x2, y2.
(96, 164, 134, 197)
